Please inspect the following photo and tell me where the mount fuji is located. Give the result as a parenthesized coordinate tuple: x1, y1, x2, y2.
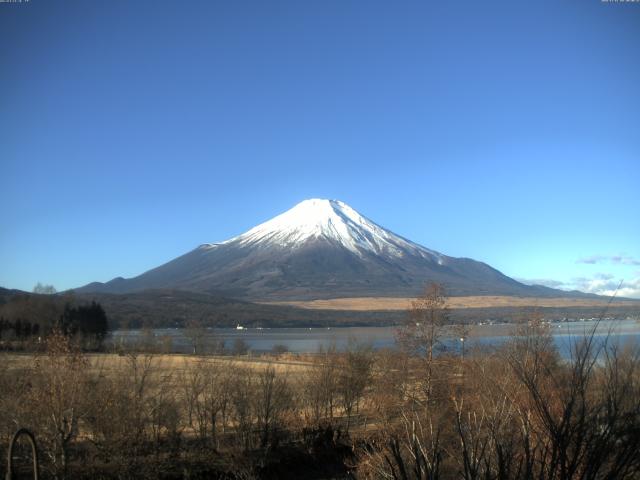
(78, 199, 574, 300)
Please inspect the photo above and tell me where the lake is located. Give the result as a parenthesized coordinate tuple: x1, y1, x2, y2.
(108, 318, 640, 358)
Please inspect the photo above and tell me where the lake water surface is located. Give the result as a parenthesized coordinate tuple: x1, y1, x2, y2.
(109, 319, 640, 358)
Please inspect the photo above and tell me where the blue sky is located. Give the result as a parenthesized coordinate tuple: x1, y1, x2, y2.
(1, 0, 639, 297)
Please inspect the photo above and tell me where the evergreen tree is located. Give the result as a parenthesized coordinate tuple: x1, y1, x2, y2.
(58, 301, 109, 343)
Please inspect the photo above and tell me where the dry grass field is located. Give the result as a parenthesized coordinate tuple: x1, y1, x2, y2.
(0, 352, 317, 377)
(262, 295, 640, 311)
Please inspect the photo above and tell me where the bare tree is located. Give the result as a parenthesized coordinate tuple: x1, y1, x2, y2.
(33, 282, 57, 295)
(84, 352, 160, 477)
(179, 358, 234, 448)
(29, 330, 88, 479)
(304, 345, 339, 425)
(180, 359, 205, 439)
(232, 338, 250, 356)
(358, 405, 443, 480)
(204, 359, 235, 446)
(506, 323, 640, 480)
(338, 342, 373, 433)
(147, 372, 181, 457)
(184, 318, 207, 355)
(229, 366, 256, 451)
(370, 350, 411, 428)
(254, 364, 293, 447)
(397, 283, 449, 400)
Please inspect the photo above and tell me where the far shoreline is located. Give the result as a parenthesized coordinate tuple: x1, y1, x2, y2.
(111, 318, 640, 340)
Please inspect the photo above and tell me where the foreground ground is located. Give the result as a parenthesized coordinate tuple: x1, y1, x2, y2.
(2, 322, 640, 479)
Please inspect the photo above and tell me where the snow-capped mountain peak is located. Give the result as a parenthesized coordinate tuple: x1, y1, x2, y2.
(78, 198, 567, 300)
(214, 198, 442, 260)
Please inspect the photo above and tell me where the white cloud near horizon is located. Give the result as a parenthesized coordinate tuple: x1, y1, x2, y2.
(538, 253, 640, 298)
(518, 274, 640, 299)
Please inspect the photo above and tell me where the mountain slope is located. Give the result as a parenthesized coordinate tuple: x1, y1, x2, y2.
(77, 199, 588, 300)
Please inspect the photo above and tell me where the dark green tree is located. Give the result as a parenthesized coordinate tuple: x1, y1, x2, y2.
(58, 301, 109, 343)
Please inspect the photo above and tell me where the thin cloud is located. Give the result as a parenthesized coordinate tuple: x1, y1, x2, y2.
(517, 278, 567, 289)
(577, 254, 640, 266)
(594, 272, 615, 280)
(577, 255, 605, 265)
(612, 255, 640, 266)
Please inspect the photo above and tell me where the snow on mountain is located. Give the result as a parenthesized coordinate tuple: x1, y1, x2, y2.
(203, 199, 444, 262)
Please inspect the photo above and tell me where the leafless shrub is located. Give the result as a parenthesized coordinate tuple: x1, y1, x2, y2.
(272, 343, 289, 356)
(338, 342, 374, 433)
(28, 329, 89, 479)
(358, 405, 444, 480)
(179, 358, 235, 449)
(84, 352, 159, 477)
(370, 350, 411, 428)
(233, 338, 250, 356)
(184, 318, 206, 354)
(229, 366, 256, 451)
(254, 364, 293, 448)
(303, 345, 339, 426)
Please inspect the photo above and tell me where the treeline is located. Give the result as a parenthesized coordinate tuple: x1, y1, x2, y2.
(2, 287, 637, 331)
(77, 289, 405, 329)
(0, 293, 109, 348)
(0, 317, 41, 338)
(76, 289, 640, 329)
